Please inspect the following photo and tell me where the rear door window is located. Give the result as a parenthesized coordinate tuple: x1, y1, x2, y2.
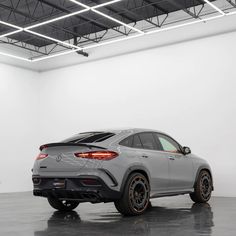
(120, 132, 163, 150)
(139, 132, 158, 150)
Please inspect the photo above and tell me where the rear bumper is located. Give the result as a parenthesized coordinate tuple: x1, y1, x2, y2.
(32, 175, 121, 203)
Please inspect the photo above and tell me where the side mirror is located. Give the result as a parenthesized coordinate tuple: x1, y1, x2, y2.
(183, 146, 191, 155)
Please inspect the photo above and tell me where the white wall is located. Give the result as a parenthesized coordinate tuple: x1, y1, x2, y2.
(1, 30, 235, 197)
(39, 31, 236, 197)
(0, 64, 39, 193)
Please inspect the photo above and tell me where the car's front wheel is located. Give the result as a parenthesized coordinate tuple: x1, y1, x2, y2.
(47, 197, 79, 211)
(190, 170, 212, 203)
(114, 172, 150, 216)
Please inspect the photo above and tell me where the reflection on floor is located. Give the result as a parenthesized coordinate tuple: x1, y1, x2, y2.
(0, 192, 235, 236)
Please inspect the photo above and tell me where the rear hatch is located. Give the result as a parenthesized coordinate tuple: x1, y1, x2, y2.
(38, 143, 106, 172)
(36, 132, 116, 173)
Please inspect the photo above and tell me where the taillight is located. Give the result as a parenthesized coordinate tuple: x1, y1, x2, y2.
(36, 153, 48, 160)
(74, 151, 118, 160)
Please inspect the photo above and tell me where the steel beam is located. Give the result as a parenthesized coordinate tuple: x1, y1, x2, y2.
(226, 0, 236, 8)
(40, 0, 128, 36)
(167, 0, 200, 19)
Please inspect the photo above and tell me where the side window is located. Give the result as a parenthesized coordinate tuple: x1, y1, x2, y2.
(132, 134, 143, 149)
(157, 134, 182, 153)
(119, 135, 133, 147)
(139, 133, 158, 150)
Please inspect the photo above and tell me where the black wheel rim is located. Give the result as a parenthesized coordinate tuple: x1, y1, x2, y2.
(200, 173, 211, 200)
(129, 176, 149, 213)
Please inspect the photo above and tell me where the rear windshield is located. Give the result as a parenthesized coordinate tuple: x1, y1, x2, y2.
(63, 132, 115, 143)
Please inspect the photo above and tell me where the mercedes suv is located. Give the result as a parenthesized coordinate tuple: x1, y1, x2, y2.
(32, 128, 213, 216)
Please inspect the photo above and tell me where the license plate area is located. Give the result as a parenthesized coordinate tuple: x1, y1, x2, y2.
(52, 179, 66, 189)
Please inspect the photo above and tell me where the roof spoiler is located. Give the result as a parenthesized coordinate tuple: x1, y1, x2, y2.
(39, 143, 106, 151)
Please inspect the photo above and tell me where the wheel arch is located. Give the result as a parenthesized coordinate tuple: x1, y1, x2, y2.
(120, 165, 151, 193)
(194, 166, 214, 191)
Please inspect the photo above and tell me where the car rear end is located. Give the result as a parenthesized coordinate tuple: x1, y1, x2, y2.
(32, 132, 123, 203)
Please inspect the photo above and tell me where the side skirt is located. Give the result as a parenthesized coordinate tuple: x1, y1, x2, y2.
(150, 188, 194, 198)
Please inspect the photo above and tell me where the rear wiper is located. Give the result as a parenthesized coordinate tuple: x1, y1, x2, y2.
(39, 142, 106, 151)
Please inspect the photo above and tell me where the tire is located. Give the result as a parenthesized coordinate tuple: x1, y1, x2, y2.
(190, 170, 212, 203)
(114, 172, 150, 216)
(47, 197, 79, 211)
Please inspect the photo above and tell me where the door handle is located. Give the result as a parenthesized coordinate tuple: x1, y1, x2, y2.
(168, 156, 175, 160)
(141, 154, 149, 158)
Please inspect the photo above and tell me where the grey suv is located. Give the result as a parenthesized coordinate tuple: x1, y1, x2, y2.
(32, 129, 213, 216)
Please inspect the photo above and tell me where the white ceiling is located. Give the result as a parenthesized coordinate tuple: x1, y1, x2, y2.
(1, 13, 236, 72)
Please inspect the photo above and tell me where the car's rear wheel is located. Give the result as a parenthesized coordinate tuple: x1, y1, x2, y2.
(190, 170, 212, 203)
(114, 172, 150, 216)
(47, 197, 79, 211)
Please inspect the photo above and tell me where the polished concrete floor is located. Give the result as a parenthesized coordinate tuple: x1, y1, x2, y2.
(0, 192, 235, 236)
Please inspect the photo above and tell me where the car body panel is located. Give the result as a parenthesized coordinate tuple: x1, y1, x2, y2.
(137, 148, 169, 192)
(167, 152, 194, 191)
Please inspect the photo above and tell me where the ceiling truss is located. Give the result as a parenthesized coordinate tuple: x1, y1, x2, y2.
(0, 0, 235, 62)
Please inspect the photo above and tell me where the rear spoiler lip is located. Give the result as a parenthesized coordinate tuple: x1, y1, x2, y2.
(39, 143, 107, 151)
